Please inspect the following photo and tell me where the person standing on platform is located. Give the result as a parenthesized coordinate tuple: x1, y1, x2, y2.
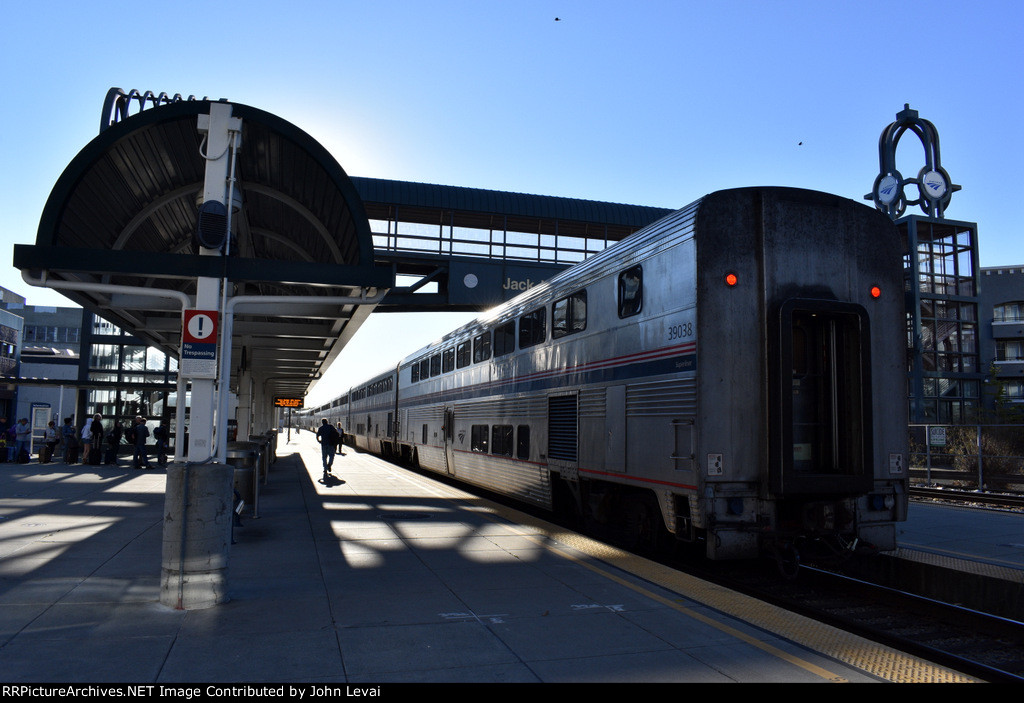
(42, 421, 58, 463)
(0, 417, 9, 462)
(316, 418, 338, 477)
(14, 418, 31, 463)
(88, 414, 104, 466)
(105, 420, 123, 465)
(153, 423, 168, 466)
(132, 416, 150, 469)
(61, 417, 78, 463)
(336, 421, 346, 456)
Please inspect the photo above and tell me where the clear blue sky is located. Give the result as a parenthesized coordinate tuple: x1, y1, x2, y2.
(3, 0, 1021, 406)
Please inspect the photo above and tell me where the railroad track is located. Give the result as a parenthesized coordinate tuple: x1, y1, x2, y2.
(910, 485, 1024, 510)
(687, 557, 1024, 683)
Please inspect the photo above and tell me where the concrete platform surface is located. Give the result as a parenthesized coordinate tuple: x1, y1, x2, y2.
(0, 432, 978, 684)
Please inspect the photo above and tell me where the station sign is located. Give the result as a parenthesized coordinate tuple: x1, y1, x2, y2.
(181, 309, 218, 379)
(273, 396, 304, 409)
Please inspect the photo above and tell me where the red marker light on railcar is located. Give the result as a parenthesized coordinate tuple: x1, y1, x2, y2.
(725, 273, 738, 287)
(870, 285, 882, 298)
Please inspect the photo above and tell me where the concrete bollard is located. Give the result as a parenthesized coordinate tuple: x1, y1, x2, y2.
(160, 462, 234, 609)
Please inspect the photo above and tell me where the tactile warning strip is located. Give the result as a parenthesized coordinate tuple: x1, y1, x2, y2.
(893, 545, 1024, 584)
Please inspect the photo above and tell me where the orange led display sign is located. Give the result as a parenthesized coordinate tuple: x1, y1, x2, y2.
(273, 397, 304, 409)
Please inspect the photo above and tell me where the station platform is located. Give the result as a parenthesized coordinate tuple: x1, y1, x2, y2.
(0, 432, 982, 684)
(861, 495, 1024, 622)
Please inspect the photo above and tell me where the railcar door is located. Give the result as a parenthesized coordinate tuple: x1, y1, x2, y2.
(771, 299, 873, 495)
(442, 406, 456, 475)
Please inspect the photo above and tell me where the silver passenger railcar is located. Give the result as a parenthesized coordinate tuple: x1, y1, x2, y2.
(321, 187, 909, 561)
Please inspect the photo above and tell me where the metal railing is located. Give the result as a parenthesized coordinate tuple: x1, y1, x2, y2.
(909, 423, 1024, 491)
(370, 225, 611, 266)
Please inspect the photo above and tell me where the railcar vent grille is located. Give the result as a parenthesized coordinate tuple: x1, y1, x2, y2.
(548, 395, 579, 462)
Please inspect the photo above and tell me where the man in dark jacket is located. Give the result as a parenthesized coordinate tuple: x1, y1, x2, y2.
(316, 418, 338, 476)
(132, 416, 151, 469)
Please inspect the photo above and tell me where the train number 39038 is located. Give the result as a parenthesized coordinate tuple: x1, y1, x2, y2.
(667, 322, 693, 341)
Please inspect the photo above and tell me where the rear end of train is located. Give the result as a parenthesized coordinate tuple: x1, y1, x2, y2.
(693, 187, 908, 562)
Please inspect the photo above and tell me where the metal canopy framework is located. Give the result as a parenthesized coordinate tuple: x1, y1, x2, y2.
(14, 98, 392, 401)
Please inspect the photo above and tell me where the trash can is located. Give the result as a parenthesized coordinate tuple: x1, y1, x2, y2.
(266, 429, 278, 464)
(226, 441, 260, 518)
(248, 434, 270, 484)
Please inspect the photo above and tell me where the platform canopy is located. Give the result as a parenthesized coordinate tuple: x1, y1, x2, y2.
(14, 96, 393, 400)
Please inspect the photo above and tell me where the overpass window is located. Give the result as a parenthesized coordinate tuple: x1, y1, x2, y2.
(519, 308, 546, 348)
(473, 332, 491, 363)
(553, 290, 587, 339)
(442, 348, 455, 373)
(618, 266, 643, 318)
(494, 321, 516, 357)
(456, 341, 471, 368)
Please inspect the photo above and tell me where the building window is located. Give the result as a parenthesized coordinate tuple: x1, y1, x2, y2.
(994, 302, 1024, 322)
(996, 341, 1024, 362)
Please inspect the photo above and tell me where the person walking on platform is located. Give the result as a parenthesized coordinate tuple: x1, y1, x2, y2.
(132, 416, 150, 469)
(316, 418, 338, 476)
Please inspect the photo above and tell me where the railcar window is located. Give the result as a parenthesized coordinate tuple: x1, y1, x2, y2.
(419, 358, 430, 380)
(471, 425, 489, 452)
(516, 425, 530, 460)
(411, 363, 420, 383)
(473, 332, 492, 363)
(519, 307, 547, 348)
(491, 425, 513, 456)
(430, 353, 442, 377)
(553, 290, 587, 339)
(456, 341, 471, 368)
(494, 321, 516, 357)
(618, 266, 643, 318)
(422, 424, 428, 444)
(442, 348, 455, 373)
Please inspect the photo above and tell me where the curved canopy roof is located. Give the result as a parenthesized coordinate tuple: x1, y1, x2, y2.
(14, 98, 392, 400)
